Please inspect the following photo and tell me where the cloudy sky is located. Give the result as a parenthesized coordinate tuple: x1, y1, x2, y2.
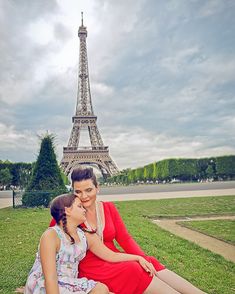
(0, 0, 235, 170)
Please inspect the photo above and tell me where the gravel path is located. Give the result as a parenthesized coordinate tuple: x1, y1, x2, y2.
(152, 215, 235, 263)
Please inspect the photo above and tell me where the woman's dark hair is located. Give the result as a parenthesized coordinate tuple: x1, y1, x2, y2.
(50, 193, 77, 244)
(71, 167, 98, 188)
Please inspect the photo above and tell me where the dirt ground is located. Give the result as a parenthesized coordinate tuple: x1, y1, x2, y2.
(152, 215, 235, 262)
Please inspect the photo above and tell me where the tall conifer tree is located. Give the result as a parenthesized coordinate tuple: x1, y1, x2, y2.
(22, 134, 66, 206)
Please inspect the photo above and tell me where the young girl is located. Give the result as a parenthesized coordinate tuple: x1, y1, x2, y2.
(24, 194, 156, 294)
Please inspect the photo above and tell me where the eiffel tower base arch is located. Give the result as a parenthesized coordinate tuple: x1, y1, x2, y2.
(61, 148, 118, 179)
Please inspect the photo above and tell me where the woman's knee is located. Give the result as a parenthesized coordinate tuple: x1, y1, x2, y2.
(90, 282, 109, 294)
(144, 276, 180, 294)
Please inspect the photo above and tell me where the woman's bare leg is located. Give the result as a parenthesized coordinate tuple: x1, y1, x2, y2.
(144, 276, 181, 294)
(157, 269, 206, 294)
(90, 282, 109, 294)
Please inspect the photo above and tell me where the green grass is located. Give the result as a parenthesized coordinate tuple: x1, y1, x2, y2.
(0, 195, 235, 293)
(131, 195, 235, 218)
(115, 196, 235, 294)
(177, 219, 235, 245)
(0, 207, 51, 293)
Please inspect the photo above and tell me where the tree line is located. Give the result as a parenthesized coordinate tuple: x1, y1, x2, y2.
(0, 161, 33, 189)
(107, 155, 235, 185)
(1, 153, 234, 191)
(0, 135, 68, 192)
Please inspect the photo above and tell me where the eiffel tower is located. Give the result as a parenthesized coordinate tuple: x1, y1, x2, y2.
(61, 13, 119, 178)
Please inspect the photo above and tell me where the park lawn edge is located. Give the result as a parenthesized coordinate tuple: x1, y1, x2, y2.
(177, 219, 235, 245)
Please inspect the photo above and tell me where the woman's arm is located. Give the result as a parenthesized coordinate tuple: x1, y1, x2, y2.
(40, 229, 60, 294)
(86, 233, 157, 276)
(107, 202, 146, 255)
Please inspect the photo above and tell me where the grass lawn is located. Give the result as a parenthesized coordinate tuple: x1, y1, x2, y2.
(0, 195, 235, 294)
(129, 195, 235, 218)
(177, 219, 235, 245)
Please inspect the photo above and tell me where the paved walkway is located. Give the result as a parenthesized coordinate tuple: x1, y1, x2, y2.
(0, 197, 12, 209)
(1, 188, 235, 209)
(99, 188, 235, 201)
(152, 215, 235, 263)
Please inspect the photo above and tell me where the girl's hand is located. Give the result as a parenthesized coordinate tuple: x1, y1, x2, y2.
(137, 257, 157, 276)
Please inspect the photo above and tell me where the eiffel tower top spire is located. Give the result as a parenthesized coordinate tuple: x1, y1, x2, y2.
(61, 14, 119, 177)
(75, 12, 94, 117)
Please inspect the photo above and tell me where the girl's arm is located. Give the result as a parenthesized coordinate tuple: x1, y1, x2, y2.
(40, 229, 60, 294)
(86, 233, 157, 276)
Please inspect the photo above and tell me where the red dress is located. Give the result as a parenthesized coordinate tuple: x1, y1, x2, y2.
(50, 202, 165, 294)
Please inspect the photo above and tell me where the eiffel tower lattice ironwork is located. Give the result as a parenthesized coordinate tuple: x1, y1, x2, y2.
(61, 13, 119, 178)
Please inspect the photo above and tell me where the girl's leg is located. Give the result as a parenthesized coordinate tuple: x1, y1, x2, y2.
(90, 282, 109, 294)
(143, 276, 181, 294)
(157, 269, 206, 294)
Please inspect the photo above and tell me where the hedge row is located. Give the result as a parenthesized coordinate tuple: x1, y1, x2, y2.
(108, 155, 235, 184)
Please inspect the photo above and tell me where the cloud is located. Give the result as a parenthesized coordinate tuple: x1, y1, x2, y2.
(101, 126, 234, 169)
(0, 122, 37, 161)
(198, 0, 231, 17)
(0, 0, 62, 109)
(0, 0, 234, 170)
(160, 46, 201, 74)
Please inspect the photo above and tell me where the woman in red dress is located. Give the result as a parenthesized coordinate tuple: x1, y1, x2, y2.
(50, 168, 206, 294)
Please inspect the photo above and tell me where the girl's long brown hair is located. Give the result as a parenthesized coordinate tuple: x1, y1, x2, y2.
(50, 193, 77, 244)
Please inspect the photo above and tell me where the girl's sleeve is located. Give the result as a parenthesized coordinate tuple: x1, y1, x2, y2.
(108, 202, 146, 256)
(49, 218, 56, 227)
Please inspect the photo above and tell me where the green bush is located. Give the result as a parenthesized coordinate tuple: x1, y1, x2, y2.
(22, 189, 65, 207)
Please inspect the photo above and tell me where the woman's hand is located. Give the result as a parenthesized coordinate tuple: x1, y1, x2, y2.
(137, 257, 157, 276)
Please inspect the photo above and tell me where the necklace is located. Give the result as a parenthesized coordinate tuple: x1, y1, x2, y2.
(96, 201, 104, 241)
(84, 201, 104, 242)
